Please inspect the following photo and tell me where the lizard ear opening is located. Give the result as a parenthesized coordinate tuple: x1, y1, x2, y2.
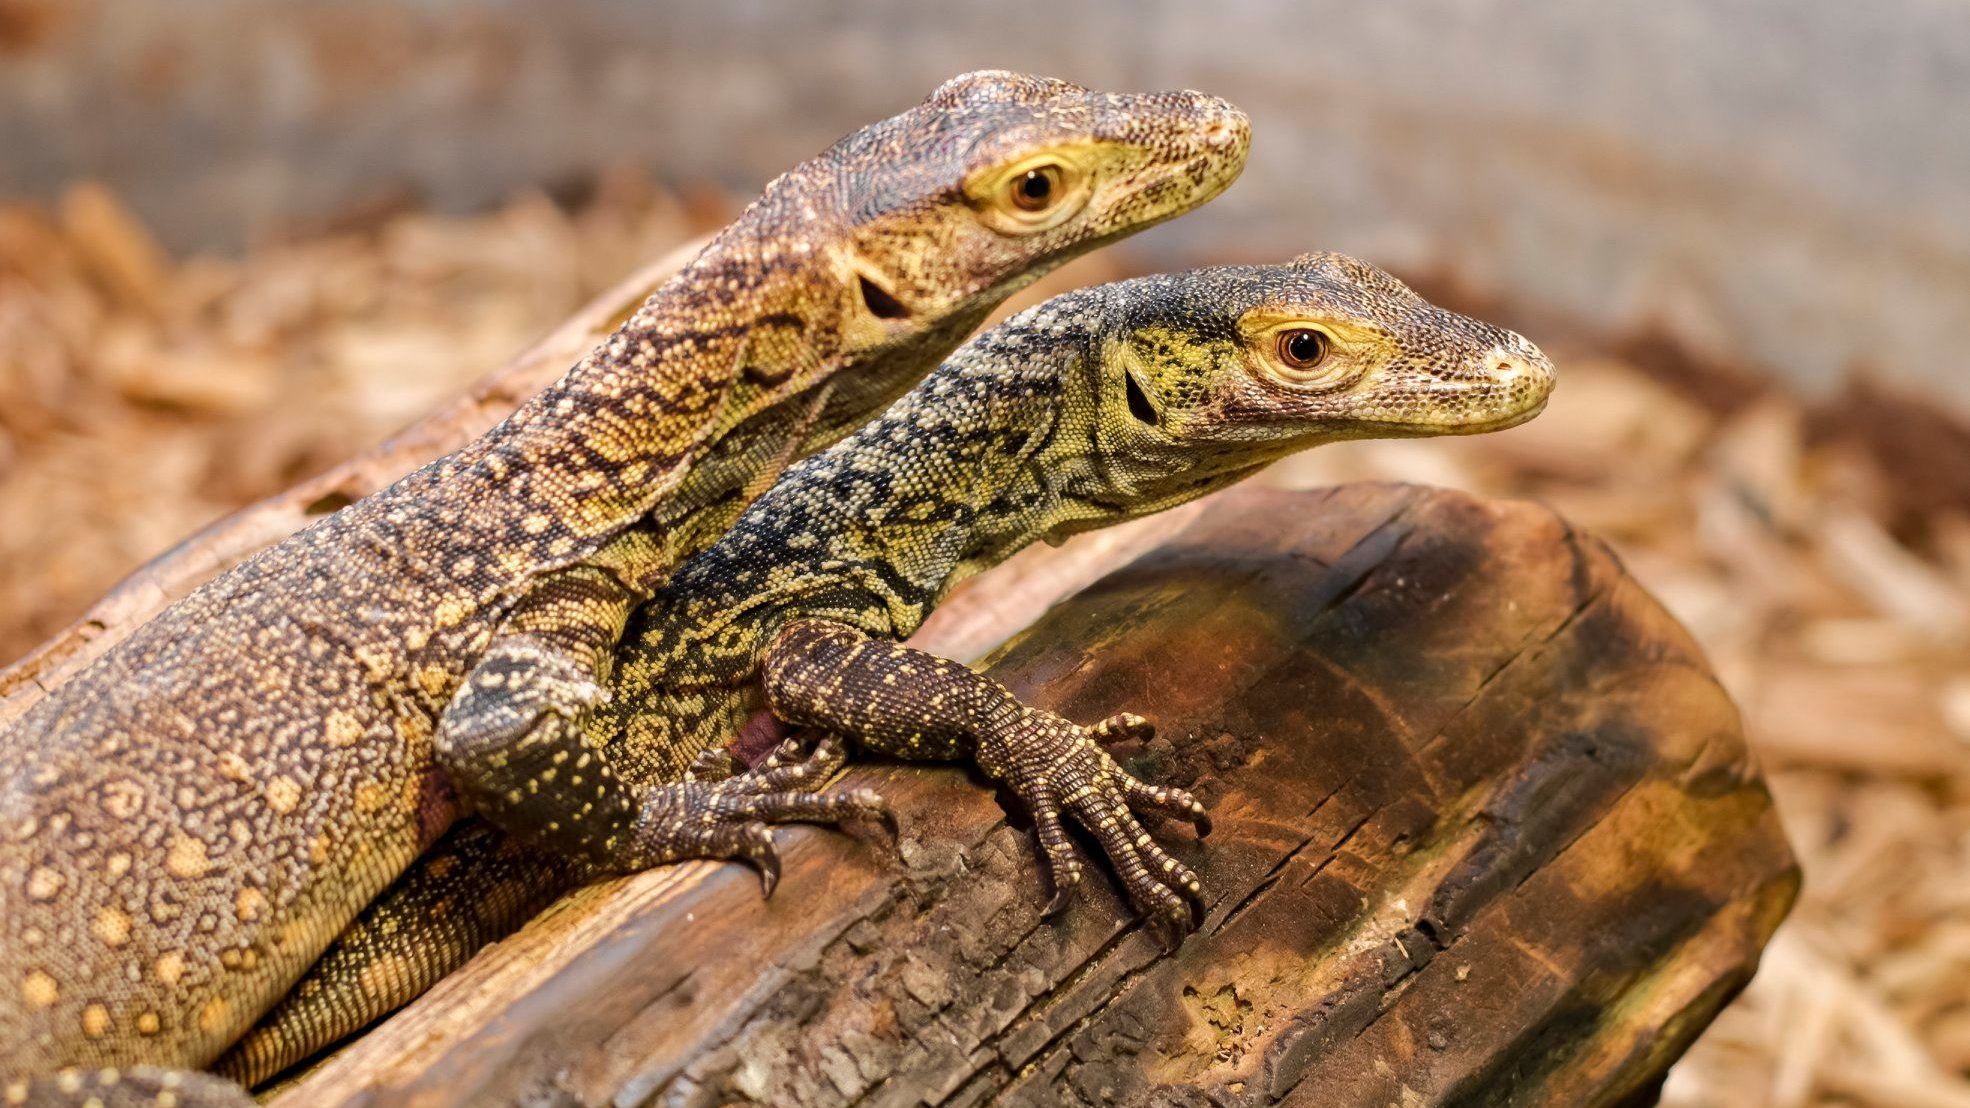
(1124, 369, 1162, 427)
(857, 273, 910, 321)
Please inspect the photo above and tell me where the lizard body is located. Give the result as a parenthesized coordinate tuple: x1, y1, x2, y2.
(0, 71, 1248, 1096)
(230, 252, 1554, 1085)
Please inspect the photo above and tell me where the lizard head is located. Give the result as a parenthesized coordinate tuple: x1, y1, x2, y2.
(829, 71, 1251, 322)
(1080, 251, 1555, 509)
(755, 70, 1251, 437)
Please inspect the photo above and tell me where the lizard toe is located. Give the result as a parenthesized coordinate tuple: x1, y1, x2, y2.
(684, 746, 744, 783)
(1115, 774, 1211, 838)
(739, 822, 781, 897)
(1089, 712, 1156, 746)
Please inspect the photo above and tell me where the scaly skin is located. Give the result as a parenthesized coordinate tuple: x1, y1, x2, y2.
(0, 70, 1248, 1098)
(230, 253, 1554, 1085)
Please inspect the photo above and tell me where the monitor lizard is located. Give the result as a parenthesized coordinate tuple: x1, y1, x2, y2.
(226, 252, 1555, 1087)
(0, 71, 1249, 1104)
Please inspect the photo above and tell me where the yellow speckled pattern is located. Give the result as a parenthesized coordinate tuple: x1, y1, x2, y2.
(0, 71, 1249, 1097)
(236, 253, 1554, 1084)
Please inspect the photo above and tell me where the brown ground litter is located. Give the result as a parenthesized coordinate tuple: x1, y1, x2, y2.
(1, 179, 1964, 1107)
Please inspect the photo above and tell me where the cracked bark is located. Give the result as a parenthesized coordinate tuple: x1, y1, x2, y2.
(276, 483, 1799, 1108)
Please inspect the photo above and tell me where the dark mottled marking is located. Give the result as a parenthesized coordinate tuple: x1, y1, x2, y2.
(245, 253, 1554, 1081)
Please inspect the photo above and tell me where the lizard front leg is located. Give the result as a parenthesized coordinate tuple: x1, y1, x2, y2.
(434, 559, 650, 863)
(760, 618, 1211, 945)
(440, 566, 892, 873)
(620, 734, 892, 889)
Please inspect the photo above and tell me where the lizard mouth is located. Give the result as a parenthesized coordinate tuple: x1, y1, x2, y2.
(1369, 394, 1553, 438)
(1456, 387, 1555, 435)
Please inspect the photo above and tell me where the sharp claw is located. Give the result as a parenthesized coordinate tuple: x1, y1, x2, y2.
(756, 842, 782, 899)
(872, 805, 901, 841)
(1193, 812, 1213, 838)
(1044, 887, 1075, 919)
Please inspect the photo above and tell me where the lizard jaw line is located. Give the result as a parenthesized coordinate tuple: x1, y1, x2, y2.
(1389, 396, 1553, 438)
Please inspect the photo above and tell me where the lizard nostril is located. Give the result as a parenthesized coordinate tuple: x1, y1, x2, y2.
(1484, 354, 1519, 380)
(1204, 115, 1248, 151)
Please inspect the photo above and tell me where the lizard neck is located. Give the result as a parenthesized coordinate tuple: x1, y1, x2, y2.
(464, 228, 852, 548)
(666, 286, 1145, 643)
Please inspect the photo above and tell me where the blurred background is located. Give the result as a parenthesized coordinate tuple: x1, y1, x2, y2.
(2, 2, 1968, 1103)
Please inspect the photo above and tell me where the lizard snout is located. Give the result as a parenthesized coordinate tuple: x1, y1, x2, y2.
(1192, 95, 1251, 153)
(1482, 337, 1557, 393)
(1204, 115, 1247, 150)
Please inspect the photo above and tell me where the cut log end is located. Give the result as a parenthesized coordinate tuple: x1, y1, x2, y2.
(279, 483, 1798, 1107)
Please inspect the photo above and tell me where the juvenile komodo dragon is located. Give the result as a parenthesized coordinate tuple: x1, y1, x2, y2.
(0, 72, 1250, 1103)
(229, 251, 1556, 1086)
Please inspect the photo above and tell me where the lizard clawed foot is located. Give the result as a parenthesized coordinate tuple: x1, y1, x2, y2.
(752, 736, 901, 837)
(1084, 713, 1210, 837)
(627, 736, 893, 895)
(981, 710, 1209, 946)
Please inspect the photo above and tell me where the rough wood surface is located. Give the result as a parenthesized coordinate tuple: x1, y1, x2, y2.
(0, 239, 705, 726)
(278, 483, 1799, 1107)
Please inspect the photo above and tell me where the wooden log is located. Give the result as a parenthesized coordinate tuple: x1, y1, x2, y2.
(278, 483, 1799, 1107)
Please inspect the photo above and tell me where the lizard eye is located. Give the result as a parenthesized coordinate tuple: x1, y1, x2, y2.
(1276, 329, 1328, 370)
(1257, 324, 1359, 390)
(970, 155, 1090, 234)
(1009, 165, 1064, 212)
